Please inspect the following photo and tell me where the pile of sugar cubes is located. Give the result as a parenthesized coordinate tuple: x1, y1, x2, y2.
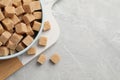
(0, 0, 42, 56)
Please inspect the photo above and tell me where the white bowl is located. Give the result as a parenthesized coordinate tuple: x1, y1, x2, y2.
(0, 0, 45, 60)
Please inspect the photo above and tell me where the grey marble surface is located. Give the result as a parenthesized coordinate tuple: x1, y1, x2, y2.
(7, 0, 120, 80)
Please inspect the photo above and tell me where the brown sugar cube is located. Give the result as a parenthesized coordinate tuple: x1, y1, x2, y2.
(7, 41, 17, 50)
(2, 18, 14, 31)
(9, 33, 23, 44)
(32, 21, 41, 31)
(0, 41, 2, 46)
(0, 24, 4, 35)
(0, 10, 5, 21)
(27, 47, 36, 55)
(11, 15, 20, 24)
(50, 53, 60, 64)
(0, 0, 12, 7)
(23, 1, 41, 13)
(15, 23, 27, 34)
(0, 47, 9, 56)
(0, 31, 11, 44)
(5, 6, 16, 18)
(23, 4, 32, 13)
(16, 42, 26, 51)
(37, 54, 46, 64)
(22, 13, 35, 24)
(33, 12, 42, 19)
(16, 6, 25, 16)
(9, 49, 16, 55)
(12, 0, 22, 7)
(22, 0, 32, 4)
(31, 1, 41, 10)
(22, 35, 33, 46)
(26, 24, 34, 36)
(43, 21, 51, 32)
(39, 36, 47, 46)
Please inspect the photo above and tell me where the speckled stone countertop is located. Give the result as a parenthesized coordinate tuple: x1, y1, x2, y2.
(7, 0, 120, 80)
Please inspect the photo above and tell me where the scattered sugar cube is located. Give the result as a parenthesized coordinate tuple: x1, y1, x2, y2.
(39, 36, 47, 46)
(43, 21, 51, 32)
(32, 21, 41, 31)
(50, 53, 60, 64)
(37, 54, 46, 64)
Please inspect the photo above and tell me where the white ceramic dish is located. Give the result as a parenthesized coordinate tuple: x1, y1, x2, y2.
(0, 0, 44, 60)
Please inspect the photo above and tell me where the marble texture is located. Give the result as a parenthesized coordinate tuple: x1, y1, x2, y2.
(7, 0, 120, 80)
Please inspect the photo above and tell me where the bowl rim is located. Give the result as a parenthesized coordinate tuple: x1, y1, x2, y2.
(0, 0, 45, 60)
